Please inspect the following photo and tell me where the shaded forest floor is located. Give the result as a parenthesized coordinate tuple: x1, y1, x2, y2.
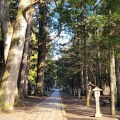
(60, 91, 120, 120)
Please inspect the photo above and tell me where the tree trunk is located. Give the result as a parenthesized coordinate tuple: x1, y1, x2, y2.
(36, 45, 46, 95)
(0, 0, 13, 63)
(36, 4, 47, 96)
(96, 47, 101, 87)
(115, 58, 120, 107)
(110, 48, 117, 116)
(80, 69, 85, 95)
(83, 23, 89, 106)
(0, 41, 4, 83)
(0, 0, 31, 112)
(18, 8, 33, 98)
(86, 71, 90, 106)
(0, 0, 13, 83)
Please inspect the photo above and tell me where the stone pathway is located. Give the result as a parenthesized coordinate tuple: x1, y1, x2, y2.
(0, 89, 67, 120)
(1, 89, 120, 120)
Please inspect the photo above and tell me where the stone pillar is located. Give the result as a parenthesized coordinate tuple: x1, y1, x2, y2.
(74, 88, 77, 96)
(93, 86, 102, 117)
(78, 88, 81, 99)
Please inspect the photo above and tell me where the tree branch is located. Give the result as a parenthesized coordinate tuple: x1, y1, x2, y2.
(22, 0, 45, 20)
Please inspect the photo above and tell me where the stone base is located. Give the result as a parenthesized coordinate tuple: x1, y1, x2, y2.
(95, 113, 102, 117)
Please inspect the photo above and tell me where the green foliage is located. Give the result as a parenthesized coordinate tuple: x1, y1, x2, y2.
(28, 32, 38, 85)
(55, 56, 74, 87)
(51, 0, 120, 88)
(44, 59, 56, 88)
(9, 0, 19, 22)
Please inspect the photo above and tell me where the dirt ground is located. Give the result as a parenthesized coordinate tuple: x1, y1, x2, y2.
(60, 91, 120, 120)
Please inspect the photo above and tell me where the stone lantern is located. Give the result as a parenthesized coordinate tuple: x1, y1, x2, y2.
(93, 86, 102, 117)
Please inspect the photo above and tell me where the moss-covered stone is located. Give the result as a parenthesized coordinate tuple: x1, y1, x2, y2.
(35, 88, 43, 96)
(14, 95, 25, 107)
(2, 102, 10, 112)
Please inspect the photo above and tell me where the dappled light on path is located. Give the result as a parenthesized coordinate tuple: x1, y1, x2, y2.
(0, 89, 67, 120)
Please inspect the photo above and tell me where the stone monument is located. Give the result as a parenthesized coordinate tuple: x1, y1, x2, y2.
(93, 86, 102, 117)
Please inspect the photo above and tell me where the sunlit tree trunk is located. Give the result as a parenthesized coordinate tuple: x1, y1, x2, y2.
(18, 8, 33, 98)
(0, 0, 31, 112)
(110, 48, 117, 116)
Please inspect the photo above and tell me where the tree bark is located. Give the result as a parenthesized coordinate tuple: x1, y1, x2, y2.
(36, 44, 46, 95)
(96, 47, 101, 87)
(0, 0, 31, 112)
(110, 48, 117, 116)
(36, 4, 47, 96)
(0, 41, 4, 83)
(0, 0, 13, 63)
(115, 58, 120, 107)
(18, 8, 33, 98)
(86, 70, 90, 106)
